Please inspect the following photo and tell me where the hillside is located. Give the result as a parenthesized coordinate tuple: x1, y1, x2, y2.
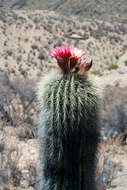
(1, 0, 127, 23)
(25, 0, 127, 22)
(0, 5, 127, 190)
(0, 10, 127, 87)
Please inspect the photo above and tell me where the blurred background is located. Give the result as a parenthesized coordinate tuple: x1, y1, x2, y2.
(0, 1, 127, 189)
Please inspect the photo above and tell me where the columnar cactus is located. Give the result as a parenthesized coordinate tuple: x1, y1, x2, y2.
(37, 46, 100, 190)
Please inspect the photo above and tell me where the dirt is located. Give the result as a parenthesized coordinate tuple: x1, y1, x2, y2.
(0, 10, 127, 87)
(0, 2, 127, 189)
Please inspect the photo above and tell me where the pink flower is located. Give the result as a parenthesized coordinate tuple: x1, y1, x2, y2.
(51, 46, 85, 74)
(70, 47, 84, 60)
(51, 46, 72, 60)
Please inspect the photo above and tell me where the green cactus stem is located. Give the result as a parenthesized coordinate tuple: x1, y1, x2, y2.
(37, 71, 100, 190)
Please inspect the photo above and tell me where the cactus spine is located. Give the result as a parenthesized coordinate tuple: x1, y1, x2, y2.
(37, 72, 100, 190)
(37, 46, 100, 190)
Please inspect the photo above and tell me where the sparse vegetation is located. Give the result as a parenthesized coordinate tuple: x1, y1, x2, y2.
(124, 60, 127, 66)
(0, 67, 127, 190)
(91, 70, 103, 76)
(0, 4, 127, 190)
(114, 80, 120, 87)
(0, 73, 37, 135)
(107, 64, 119, 70)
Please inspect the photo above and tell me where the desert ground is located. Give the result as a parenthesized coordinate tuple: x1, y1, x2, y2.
(0, 1, 127, 189)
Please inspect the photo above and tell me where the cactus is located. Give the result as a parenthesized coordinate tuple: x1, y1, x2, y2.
(37, 46, 100, 190)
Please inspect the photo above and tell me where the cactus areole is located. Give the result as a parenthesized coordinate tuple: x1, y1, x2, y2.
(37, 46, 100, 190)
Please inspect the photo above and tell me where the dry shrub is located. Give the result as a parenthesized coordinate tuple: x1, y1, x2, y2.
(0, 72, 127, 189)
(101, 85, 127, 140)
(0, 72, 38, 138)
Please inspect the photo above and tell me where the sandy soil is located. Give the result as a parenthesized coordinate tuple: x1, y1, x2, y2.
(0, 8, 127, 190)
(0, 10, 127, 87)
